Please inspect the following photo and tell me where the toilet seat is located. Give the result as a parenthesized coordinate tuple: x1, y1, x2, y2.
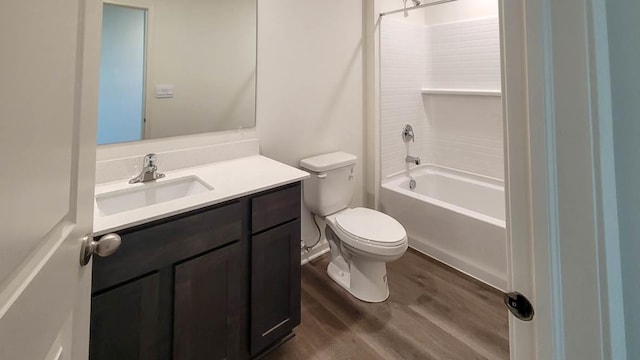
(331, 207, 407, 249)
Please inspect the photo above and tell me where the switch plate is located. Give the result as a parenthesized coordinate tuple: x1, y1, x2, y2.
(155, 85, 175, 98)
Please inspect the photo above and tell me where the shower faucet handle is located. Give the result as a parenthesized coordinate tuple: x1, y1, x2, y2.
(402, 124, 415, 143)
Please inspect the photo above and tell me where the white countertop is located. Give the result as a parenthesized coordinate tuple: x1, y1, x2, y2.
(93, 155, 310, 236)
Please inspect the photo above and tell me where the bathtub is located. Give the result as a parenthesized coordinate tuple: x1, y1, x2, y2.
(380, 165, 507, 290)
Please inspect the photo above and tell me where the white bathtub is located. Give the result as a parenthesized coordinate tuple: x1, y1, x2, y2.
(380, 165, 507, 290)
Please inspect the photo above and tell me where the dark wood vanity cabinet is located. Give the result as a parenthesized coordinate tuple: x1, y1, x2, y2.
(250, 220, 301, 355)
(90, 272, 162, 360)
(173, 241, 247, 359)
(90, 182, 301, 360)
(249, 183, 302, 356)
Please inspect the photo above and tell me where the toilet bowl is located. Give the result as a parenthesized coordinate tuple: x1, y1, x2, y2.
(324, 207, 407, 302)
(300, 152, 408, 303)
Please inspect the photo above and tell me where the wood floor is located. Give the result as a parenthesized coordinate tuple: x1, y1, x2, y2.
(264, 249, 509, 360)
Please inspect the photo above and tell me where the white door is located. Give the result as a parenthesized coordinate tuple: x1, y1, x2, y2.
(0, 0, 102, 359)
(502, 0, 626, 359)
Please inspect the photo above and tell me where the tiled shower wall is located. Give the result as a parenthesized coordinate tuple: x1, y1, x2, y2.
(380, 19, 428, 178)
(380, 16, 504, 179)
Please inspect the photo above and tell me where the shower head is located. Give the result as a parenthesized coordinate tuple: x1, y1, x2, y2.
(412, 0, 421, 5)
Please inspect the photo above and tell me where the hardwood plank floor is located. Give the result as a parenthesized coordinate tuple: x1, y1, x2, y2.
(264, 249, 509, 360)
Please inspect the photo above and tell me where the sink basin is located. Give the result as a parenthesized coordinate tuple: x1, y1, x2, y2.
(96, 176, 213, 216)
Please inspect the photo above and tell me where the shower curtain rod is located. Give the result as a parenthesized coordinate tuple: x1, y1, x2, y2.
(380, 0, 458, 17)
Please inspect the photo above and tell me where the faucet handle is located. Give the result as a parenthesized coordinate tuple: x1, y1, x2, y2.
(143, 153, 158, 167)
(402, 124, 415, 143)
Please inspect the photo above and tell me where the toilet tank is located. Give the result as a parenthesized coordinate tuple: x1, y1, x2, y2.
(300, 152, 357, 216)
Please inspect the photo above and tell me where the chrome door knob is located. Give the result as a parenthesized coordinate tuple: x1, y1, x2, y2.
(80, 233, 122, 266)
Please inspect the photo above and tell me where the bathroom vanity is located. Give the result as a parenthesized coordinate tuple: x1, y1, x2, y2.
(89, 155, 308, 359)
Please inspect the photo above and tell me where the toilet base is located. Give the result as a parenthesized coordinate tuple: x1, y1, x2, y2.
(327, 257, 390, 303)
(327, 261, 351, 291)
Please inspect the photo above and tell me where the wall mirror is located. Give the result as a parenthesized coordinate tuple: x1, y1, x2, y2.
(97, 0, 257, 145)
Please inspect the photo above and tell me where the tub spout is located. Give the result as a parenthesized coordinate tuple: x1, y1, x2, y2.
(406, 155, 421, 165)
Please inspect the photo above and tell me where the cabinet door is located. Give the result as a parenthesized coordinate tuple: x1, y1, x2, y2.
(174, 242, 246, 360)
(90, 273, 161, 360)
(250, 220, 301, 355)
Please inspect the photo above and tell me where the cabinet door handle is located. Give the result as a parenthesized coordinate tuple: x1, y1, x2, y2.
(80, 233, 122, 266)
(262, 319, 290, 337)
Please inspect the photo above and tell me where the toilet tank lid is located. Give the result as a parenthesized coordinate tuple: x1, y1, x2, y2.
(300, 152, 357, 172)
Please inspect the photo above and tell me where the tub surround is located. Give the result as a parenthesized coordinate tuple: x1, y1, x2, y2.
(94, 154, 309, 235)
(379, 15, 507, 291)
(380, 16, 503, 180)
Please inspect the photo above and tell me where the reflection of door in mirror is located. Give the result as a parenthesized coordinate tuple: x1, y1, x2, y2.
(97, 4, 146, 145)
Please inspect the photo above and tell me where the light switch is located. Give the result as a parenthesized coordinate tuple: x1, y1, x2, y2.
(155, 85, 175, 98)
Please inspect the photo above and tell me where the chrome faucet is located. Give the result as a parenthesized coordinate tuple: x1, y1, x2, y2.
(402, 124, 415, 143)
(129, 153, 165, 184)
(406, 155, 421, 165)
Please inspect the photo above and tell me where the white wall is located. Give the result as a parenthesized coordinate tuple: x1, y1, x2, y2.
(377, 0, 427, 24)
(145, 0, 256, 138)
(380, 16, 503, 180)
(379, 19, 427, 177)
(424, 18, 502, 90)
(424, 0, 498, 25)
(256, 0, 364, 248)
(376, 0, 498, 25)
(346, 0, 504, 209)
(104, 0, 256, 139)
(606, 1, 640, 357)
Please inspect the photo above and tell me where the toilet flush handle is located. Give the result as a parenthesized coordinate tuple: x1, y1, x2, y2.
(318, 173, 327, 179)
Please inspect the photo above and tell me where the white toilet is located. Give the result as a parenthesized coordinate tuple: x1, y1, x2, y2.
(300, 152, 408, 302)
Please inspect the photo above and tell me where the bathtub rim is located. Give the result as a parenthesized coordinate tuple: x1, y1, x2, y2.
(381, 164, 507, 228)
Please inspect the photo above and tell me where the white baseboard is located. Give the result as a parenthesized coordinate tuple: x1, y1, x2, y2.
(408, 238, 507, 292)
